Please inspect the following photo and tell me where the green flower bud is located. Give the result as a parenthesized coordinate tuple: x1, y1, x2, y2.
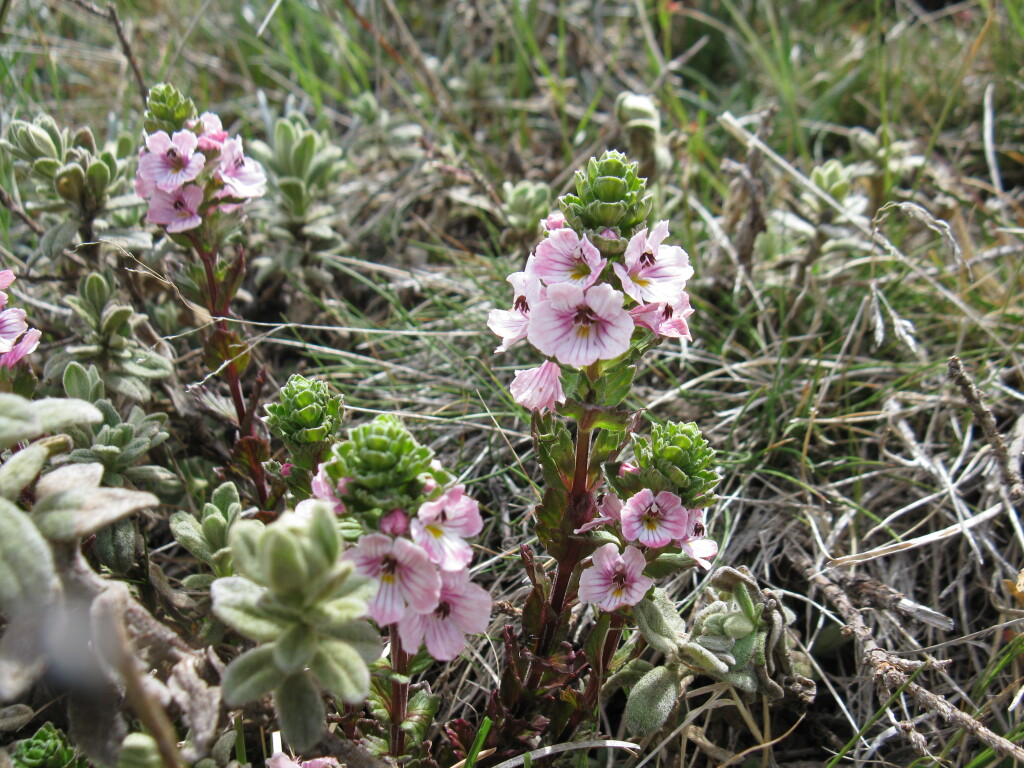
(143, 83, 198, 135)
(11, 723, 86, 768)
(613, 421, 720, 508)
(264, 374, 343, 470)
(558, 150, 654, 253)
(323, 413, 452, 525)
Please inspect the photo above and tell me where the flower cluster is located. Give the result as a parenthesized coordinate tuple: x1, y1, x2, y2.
(488, 218, 693, 413)
(134, 112, 266, 233)
(304, 476, 491, 660)
(300, 416, 492, 662)
(0, 270, 41, 369)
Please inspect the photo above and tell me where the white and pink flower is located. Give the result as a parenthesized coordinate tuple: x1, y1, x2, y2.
(488, 271, 545, 354)
(0, 306, 27, 354)
(528, 282, 633, 368)
(529, 228, 606, 289)
(397, 568, 491, 661)
(620, 488, 691, 549)
(138, 130, 205, 192)
(344, 534, 440, 626)
(574, 493, 623, 534)
(677, 507, 718, 570)
(578, 543, 653, 612)
(613, 221, 693, 306)
(146, 184, 204, 233)
(629, 294, 693, 340)
(216, 136, 267, 199)
(509, 360, 565, 414)
(541, 211, 567, 231)
(411, 485, 483, 571)
(190, 112, 229, 151)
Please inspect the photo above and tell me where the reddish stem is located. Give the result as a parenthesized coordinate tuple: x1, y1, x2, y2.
(187, 234, 268, 506)
(388, 625, 409, 759)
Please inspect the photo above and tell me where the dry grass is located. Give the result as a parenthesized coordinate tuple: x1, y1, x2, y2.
(2, 0, 1024, 765)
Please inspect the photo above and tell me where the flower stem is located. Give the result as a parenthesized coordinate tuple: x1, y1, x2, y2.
(188, 235, 268, 506)
(389, 625, 409, 759)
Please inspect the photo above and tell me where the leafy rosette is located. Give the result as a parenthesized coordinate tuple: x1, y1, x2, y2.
(558, 149, 654, 254)
(211, 506, 382, 750)
(321, 414, 453, 529)
(609, 421, 720, 510)
(264, 374, 343, 470)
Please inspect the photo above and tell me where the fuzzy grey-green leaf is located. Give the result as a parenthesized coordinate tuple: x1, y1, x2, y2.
(632, 588, 687, 656)
(221, 645, 286, 707)
(210, 576, 288, 642)
(0, 498, 59, 612)
(273, 622, 317, 675)
(310, 639, 372, 704)
(274, 672, 325, 751)
(623, 665, 680, 736)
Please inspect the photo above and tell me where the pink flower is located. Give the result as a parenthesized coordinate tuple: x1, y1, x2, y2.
(614, 221, 693, 306)
(574, 493, 622, 534)
(620, 488, 690, 549)
(677, 507, 718, 570)
(344, 534, 440, 626)
(527, 283, 633, 368)
(138, 130, 205, 192)
(190, 112, 228, 151)
(629, 294, 694, 340)
(146, 184, 204, 233)
(541, 211, 567, 231)
(488, 271, 545, 354)
(216, 137, 267, 199)
(380, 509, 409, 536)
(578, 544, 653, 612)
(0, 327, 40, 368)
(509, 360, 565, 414)
(412, 485, 483, 571)
(311, 464, 348, 515)
(530, 228, 606, 289)
(0, 270, 14, 291)
(0, 307, 27, 354)
(398, 569, 491, 661)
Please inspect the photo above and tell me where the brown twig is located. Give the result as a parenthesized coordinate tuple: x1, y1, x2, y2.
(0, 186, 44, 235)
(792, 550, 1024, 763)
(948, 356, 1024, 502)
(62, 0, 147, 110)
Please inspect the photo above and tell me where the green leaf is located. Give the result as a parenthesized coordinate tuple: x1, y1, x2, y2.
(601, 365, 636, 407)
(63, 361, 92, 401)
(262, 526, 309, 596)
(31, 487, 158, 540)
(310, 638, 372, 705)
(315, 619, 382, 663)
(0, 498, 59, 612)
(221, 645, 287, 707)
(643, 551, 700, 579)
(114, 733, 163, 768)
(92, 517, 138, 575)
(0, 443, 51, 500)
(211, 481, 240, 513)
(632, 588, 687, 656)
(210, 577, 288, 642)
(32, 398, 103, 434)
(623, 665, 680, 736)
(401, 688, 440, 742)
(274, 672, 325, 751)
(228, 520, 266, 581)
(0, 394, 41, 450)
(273, 623, 317, 675)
